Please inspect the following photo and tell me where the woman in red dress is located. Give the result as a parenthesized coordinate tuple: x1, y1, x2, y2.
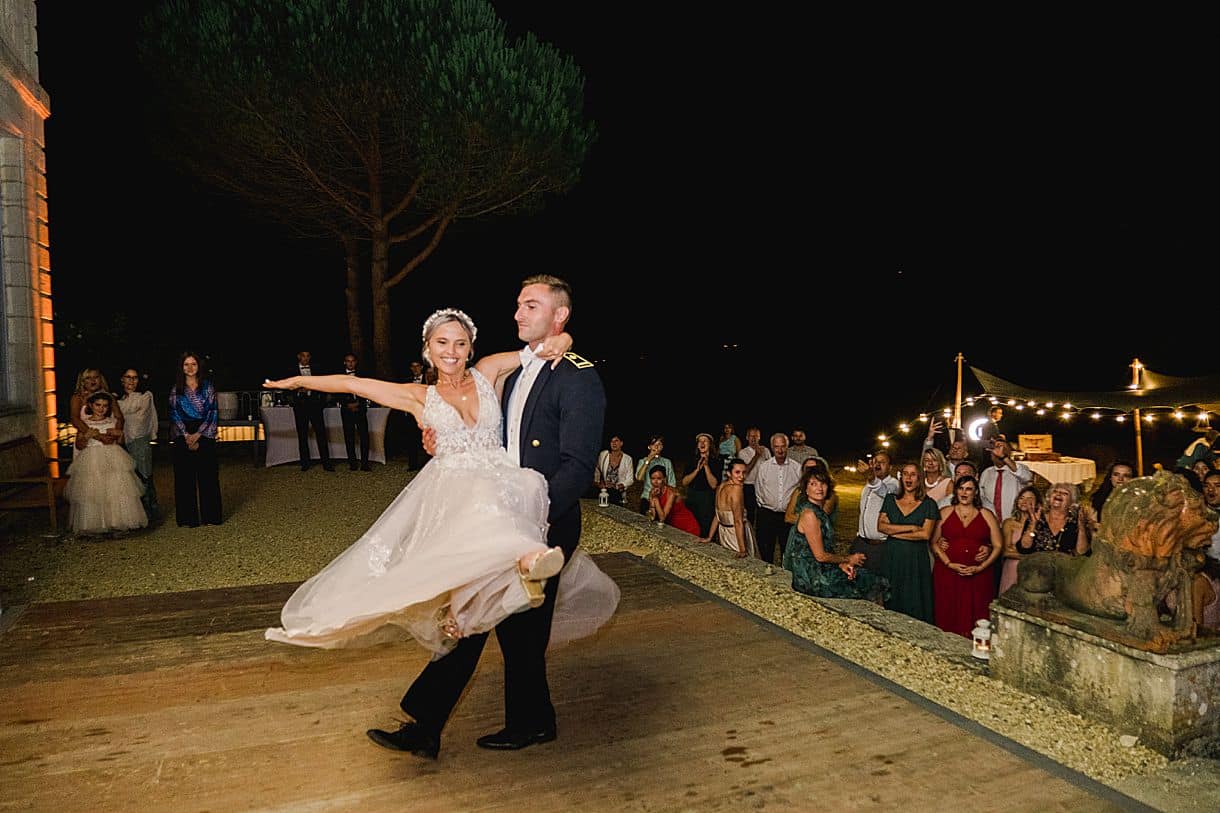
(647, 465, 702, 536)
(932, 474, 1003, 638)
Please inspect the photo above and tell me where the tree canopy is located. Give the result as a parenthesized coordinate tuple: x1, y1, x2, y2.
(140, 0, 595, 374)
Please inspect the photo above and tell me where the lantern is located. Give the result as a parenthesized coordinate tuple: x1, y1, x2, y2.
(971, 619, 992, 660)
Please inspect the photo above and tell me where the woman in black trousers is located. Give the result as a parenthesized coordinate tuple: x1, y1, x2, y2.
(168, 351, 222, 526)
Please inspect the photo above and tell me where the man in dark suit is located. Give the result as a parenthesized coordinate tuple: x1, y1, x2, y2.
(335, 352, 371, 471)
(290, 350, 334, 472)
(367, 274, 605, 760)
(403, 360, 428, 471)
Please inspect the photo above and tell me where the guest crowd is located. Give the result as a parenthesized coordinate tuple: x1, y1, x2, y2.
(593, 420, 1220, 639)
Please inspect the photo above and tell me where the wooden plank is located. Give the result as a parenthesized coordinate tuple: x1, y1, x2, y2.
(0, 553, 1125, 812)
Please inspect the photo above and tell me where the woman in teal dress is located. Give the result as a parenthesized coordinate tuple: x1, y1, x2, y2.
(876, 461, 938, 623)
(783, 469, 889, 603)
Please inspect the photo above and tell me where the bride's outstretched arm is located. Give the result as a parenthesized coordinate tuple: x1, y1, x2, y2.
(264, 375, 425, 417)
(474, 332, 573, 390)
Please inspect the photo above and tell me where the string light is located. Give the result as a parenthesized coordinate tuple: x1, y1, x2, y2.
(871, 390, 1209, 452)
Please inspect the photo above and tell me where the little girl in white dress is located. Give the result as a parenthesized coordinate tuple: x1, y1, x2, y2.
(65, 391, 148, 535)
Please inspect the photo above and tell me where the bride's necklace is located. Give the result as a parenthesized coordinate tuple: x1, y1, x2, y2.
(439, 370, 472, 401)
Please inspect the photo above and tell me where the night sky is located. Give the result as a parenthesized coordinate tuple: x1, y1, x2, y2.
(33, 4, 1215, 462)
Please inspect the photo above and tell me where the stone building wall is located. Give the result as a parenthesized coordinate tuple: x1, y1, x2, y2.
(0, 0, 55, 455)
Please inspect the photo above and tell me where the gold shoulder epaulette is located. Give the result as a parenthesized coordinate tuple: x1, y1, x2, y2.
(563, 352, 595, 369)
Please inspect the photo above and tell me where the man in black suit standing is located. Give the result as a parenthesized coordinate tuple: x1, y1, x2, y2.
(403, 360, 428, 471)
(335, 352, 371, 471)
(366, 274, 605, 759)
(290, 350, 334, 472)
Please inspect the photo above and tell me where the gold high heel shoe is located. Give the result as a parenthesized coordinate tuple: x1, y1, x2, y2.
(519, 547, 565, 608)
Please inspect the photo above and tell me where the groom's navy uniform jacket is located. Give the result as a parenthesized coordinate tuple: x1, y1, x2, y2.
(502, 351, 606, 558)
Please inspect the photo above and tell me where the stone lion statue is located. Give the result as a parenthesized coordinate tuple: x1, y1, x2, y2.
(1001, 472, 1216, 653)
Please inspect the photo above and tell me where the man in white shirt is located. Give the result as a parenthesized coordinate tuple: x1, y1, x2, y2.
(850, 451, 899, 575)
(738, 425, 770, 525)
(978, 435, 1032, 523)
(754, 433, 802, 565)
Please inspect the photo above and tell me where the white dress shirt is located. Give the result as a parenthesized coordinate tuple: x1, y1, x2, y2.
(754, 457, 802, 512)
(739, 445, 770, 485)
(505, 345, 544, 466)
(979, 463, 1033, 522)
(857, 475, 899, 540)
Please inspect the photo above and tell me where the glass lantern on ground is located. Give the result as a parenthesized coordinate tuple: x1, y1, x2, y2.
(971, 619, 993, 660)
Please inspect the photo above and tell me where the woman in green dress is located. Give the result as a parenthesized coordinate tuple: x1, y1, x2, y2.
(783, 469, 889, 603)
(876, 461, 939, 623)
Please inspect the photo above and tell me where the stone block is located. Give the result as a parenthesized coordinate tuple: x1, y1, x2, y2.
(991, 602, 1220, 756)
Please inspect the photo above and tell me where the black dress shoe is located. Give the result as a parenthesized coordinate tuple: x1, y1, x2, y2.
(322, 463, 336, 472)
(366, 722, 439, 759)
(300, 464, 311, 471)
(361, 462, 372, 471)
(475, 726, 557, 751)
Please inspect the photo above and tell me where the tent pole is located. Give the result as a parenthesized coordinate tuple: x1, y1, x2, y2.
(953, 353, 963, 434)
(1134, 409, 1144, 475)
(1130, 359, 1144, 475)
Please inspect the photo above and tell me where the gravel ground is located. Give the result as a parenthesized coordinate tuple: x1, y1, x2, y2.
(1, 453, 1215, 811)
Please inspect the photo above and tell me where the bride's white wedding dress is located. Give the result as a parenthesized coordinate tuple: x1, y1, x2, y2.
(265, 368, 620, 655)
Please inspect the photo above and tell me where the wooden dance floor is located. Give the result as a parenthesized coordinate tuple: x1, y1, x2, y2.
(1, 553, 1143, 812)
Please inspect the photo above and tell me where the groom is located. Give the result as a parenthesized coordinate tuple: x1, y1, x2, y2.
(367, 274, 606, 759)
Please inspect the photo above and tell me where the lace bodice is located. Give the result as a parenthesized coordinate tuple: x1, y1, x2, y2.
(80, 416, 118, 449)
(421, 368, 509, 467)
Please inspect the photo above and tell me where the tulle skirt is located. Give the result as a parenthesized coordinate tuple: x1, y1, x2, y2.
(265, 451, 619, 655)
(64, 445, 148, 534)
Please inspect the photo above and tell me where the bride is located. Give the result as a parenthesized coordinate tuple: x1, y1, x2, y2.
(262, 308, 619, 655)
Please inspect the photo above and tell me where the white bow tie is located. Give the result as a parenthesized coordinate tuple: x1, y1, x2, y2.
(519, 345, 542, 367)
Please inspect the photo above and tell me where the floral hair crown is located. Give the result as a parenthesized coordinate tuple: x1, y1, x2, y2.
(421, 308, 477, 343)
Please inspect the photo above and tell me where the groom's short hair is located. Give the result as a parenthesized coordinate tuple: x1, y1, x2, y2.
(522, 274, 572, 310)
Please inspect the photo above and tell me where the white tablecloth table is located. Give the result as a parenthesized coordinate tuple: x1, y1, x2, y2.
(1023, 456, 1096, 486)
(261, 406, 389, 467)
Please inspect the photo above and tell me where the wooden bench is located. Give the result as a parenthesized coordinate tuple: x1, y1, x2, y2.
(0, 435, 67, 531)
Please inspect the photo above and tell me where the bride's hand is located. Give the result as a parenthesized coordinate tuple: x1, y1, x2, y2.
(536, 332, 573, 369)
(263, 377, 299, 390)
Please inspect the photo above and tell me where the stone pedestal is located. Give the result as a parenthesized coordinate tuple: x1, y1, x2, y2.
(990, 603, 1220, 756)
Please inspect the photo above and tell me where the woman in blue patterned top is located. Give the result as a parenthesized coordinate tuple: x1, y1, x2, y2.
(168, 350, 222, 526)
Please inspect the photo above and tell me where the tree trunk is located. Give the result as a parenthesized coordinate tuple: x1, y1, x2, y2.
(370, 225, 394, 379)
(342, 233, 366, 361)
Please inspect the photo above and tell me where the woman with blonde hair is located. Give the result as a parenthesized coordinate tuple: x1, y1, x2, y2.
(1017, 482, 1090, 556)
(921, 446, 952, 505)
(70, 367, 124, 445)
